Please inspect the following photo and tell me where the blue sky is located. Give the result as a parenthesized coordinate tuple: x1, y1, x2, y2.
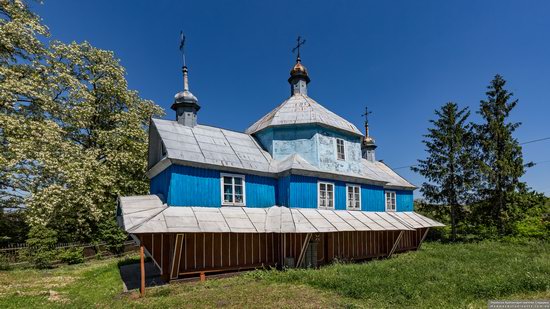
(32, 0, 550, 196)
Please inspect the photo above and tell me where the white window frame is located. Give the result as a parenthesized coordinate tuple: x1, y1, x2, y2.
(336, 138, 345, 160)
(346, 184, 361, 210)
(385, 191, 396, 211)
(220, 173, 246, 206)
(318, 181, 335, 210)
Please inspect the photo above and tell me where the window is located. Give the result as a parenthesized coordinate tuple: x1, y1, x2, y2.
(221, 173, 246, 206)
(336, 138, 345, 160)
(385, 191, 396, 211)
(346, 184, 361, 210)
(318, 182, 334, 209)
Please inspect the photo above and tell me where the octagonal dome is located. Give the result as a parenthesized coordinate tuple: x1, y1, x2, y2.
(245, 94, 363, 136)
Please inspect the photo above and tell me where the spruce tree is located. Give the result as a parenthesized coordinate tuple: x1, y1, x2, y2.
(412, 102, 477, 241)
(474, 74, 526, 234)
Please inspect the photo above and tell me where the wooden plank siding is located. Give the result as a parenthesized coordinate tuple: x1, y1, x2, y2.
(139, 229, 426, 280)
(149, 165, 414, 211)
(150, 165, 278, 207)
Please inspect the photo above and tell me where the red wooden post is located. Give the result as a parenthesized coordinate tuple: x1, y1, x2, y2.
(140, 237, 145, 297)
(200, 272, 206, 282)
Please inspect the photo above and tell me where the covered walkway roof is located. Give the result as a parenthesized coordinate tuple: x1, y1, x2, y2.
(117, 195, 444, 234)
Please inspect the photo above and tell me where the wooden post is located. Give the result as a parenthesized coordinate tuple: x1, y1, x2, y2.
(295, 233, 312, 268)
(200, 272, 206, 282)
(388, 231, 404, 258)
(140, 236, 145, 297)
(417, 228, 430, 250)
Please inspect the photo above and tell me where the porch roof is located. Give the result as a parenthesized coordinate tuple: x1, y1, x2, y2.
(117, 195, 444, 234)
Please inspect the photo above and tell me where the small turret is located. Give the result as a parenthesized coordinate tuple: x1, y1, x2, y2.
(361, 107, 377, 161)
(171, 66, 200, 127)
(288, 36, 310, 96)
(171, 32, 200, 127)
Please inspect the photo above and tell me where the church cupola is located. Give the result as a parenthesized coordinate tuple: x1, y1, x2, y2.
(171, 32, 200, 127)
(288, 36, 310, 96)
(361, 107, 377, 161)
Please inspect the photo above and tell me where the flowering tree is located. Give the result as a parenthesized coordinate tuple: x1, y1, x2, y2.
(1, 0, 163, 242)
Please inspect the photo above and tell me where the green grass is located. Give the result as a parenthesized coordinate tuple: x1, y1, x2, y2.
(0, 240, 548, 308)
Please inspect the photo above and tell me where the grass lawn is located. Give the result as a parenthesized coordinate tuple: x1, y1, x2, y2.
(0, 240, 548, 308)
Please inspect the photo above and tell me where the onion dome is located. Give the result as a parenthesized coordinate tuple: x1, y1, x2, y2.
(288, 57, 310, 84)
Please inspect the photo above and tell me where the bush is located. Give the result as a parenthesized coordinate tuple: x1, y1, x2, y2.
(59, 247, 84, 265)
(95, 218, 127, 254)
(25, 225, 58, 269)
(0, 254, 11, 271)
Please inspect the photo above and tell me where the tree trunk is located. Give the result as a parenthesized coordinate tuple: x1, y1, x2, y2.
(450, 203, 457, 241)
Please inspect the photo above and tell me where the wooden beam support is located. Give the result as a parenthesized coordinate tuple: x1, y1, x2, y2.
(388, 231, 404, 258)
(295, 233, 312, 268)
(170, 234, 184, 280)
(417, 228, 430, 250)
(140, 236, 145, 297)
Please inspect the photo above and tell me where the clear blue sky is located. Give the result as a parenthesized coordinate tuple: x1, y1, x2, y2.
(32, 0, 550, 196)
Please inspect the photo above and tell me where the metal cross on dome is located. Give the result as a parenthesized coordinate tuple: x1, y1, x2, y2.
(362, 106, 372, 125)
(292, 36, 306, 60)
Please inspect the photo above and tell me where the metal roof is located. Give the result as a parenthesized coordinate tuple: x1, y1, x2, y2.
(245, 94, 363, 136)
(152, 119, 273, 173)
(118, 195, 443, 234)
(150, 119, 414, 189)
(388, 211, 445, 228)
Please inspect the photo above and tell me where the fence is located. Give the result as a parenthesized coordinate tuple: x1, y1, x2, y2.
(0, 240, 138, 265)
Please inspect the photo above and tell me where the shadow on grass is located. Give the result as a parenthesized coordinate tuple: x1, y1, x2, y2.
(117, 256, 166, 291)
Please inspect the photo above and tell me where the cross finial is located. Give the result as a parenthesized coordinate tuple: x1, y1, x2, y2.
(362, 106, 372, 137)
(362, 106, 372, 125)
(292, 36, 306, 61)
(179, 31, 186, 67)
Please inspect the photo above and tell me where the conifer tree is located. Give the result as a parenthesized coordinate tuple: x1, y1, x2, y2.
(412, 103, 477, 241)
(473, 75, 526, 234)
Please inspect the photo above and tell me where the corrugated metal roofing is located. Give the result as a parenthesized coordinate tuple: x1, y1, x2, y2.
(152, 118, 415, 189)
(118, 195, 444, 234)
(245, 94, 363, 136)
(388, 211, 445, 228)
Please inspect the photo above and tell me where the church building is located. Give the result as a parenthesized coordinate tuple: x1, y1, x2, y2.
(117, 42, 443, 283)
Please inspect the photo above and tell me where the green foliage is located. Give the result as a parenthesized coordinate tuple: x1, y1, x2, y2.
(0, 254, 11, 270)
(0, 1, 163, 242)
(252, 241, 550, 308)
(507, 191, 549, 239)
(24, 225, 58, 269)
(414, 75, 543, 241)
(412, 102, 477, 241)
(59, 247, 84, 265)
(94, 218, 127, 254)
(0, 210, 28, 245)
(473, 74, 528, 234)
(1, 242, 549, 308)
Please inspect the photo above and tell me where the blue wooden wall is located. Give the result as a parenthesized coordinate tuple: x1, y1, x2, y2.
(361, 184, 385, 211)
(149, 167, 170, 203)
(150, 165, 414, 211)
(396, 190, 414, 211)
(150, 165, 277, 207)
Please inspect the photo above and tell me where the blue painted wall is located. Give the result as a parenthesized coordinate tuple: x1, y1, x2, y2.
(167, 165, 220, 207)
(254, 124, 363, 175)
(361, 185, 385, 211)
(256, 125, 318, 166)
(396, 190, 414, 211)
(277, 175, 291, 207)
(245, 174, 278, 208)
(150, 165, 414, 211)
(149, 167, 170, 203)
(150, 165, 277, 207)
(288, 175, 318, 209)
